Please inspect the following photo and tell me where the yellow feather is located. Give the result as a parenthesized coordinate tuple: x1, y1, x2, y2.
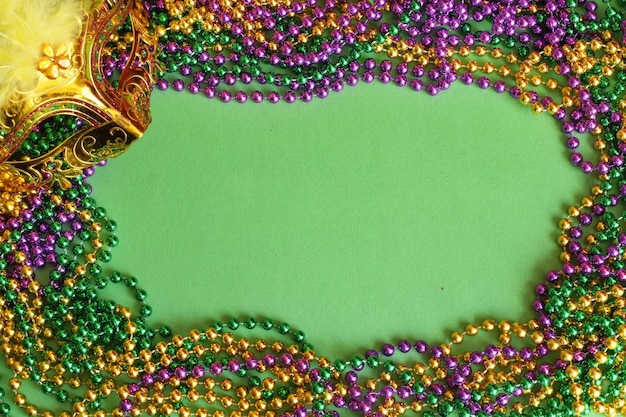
(0, 0, 84, 116)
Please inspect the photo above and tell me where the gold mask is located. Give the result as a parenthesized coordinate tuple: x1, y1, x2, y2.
(0, 0, 155, 207)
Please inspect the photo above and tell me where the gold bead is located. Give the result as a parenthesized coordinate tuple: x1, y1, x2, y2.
(605, 337, 618, 350)
(588, 385, 602, 398)
(547, 339, 560, 351)
(594, 351, 608, 364)
(176, 348, 189, 361)
(560, 350, 573, 362)
(588, 367, 602, 380)
(565, 365, 580, 378)
(482, 320, 495, 331)
(8, 378, 20, 390)
(123, 339, 136, 352)
(160, 404, 174, 416)
(559, 219, 572, 231)
(520, 93, 533, 105)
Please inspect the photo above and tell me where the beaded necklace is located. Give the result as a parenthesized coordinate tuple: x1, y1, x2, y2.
(0, 0, 626, 416)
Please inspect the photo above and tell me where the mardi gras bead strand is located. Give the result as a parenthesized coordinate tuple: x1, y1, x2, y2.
(1, 0, 626, 416)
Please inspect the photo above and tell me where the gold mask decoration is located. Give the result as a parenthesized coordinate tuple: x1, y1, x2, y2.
(0, 0, 155, 209)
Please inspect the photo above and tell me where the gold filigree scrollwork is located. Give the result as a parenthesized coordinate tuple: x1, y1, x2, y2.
(1, 0, 156, 199)
(9, 122, 137, 192)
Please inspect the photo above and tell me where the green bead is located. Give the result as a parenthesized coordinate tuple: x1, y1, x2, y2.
(312, 400, 325, 412)
(227, 318, 240, 329)
(319, 368, 332, 380)
(350, 355, 364, 369)
(135, 288, 148, 301)
(125, 275, 138, 288)
(159, 325, 172, 337)
(383, 360, 395, 372)
(56, 389, 69, 402)
(334, 359, 347, 371)
(99, 250, 112, 263)
(140, 305, 153, 317)
(277, 322, 290, 334)
(105, 220, 117, 231)
(366, 356, 380, 368)
(292, 330, 306, 342)
(41, 382, 54, 394)
(106, 235, 120, 248)
(312, 382, 325, 394)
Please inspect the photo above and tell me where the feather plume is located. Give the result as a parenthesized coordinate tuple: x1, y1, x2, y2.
(0, 0, 84, 116)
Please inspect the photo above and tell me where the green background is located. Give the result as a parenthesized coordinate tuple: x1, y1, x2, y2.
(88, 82, 588, 359)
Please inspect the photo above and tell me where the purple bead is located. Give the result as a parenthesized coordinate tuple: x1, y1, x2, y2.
(362, 71, 374, 83)
(484, 345, 499, 358)
(477, 77, 490, 89)
(300, 91, 313, 102)
(192, 365, 205, 378)
(394, 75, 408, 87)
(380, 386, 395, 399)
(345, 371, 358, 385)
(397, 340, 411, 353)
(519, 347, 533, 360)
(209, 362, 223, 375)
(468, 352, 482, 364)
(381, 343, 395, 356)
(461, 73, 474, 85)
(333, 396, 346, 408)
(502, 345, 516, 358)
(431, 383, 444, 396)
(141, 374, 154, 386)
(570, 152, 583, 165)
(263, 354, 276, 366)
(203, 87, 216, 99)
(566, 136, 579, 149)
(397, 386, 411, 399)
(449, 372, 465, 386)
(426, 84, 438, 96)
(364, 392, 377, 404)
(174, 367, 187, 379)
(172, 79, 185, 92)
(267, 91, 280, 104)
(157, 369, 171, 381)
(414, 341, 428, 353)
(580, 161, 594, 174)
(120, 399, 133, 412)
(410, 79, 423, 91)
(431, 345, 444, 358)
(317, 88, 329, 99)
(284, 91, 296, 103)
(295, 358, 309, 372)
(219, 90, 232, 102)
(348, 387, 361, 399)
(235, 91, 248, 103)
(458, 387, 471, 402)
(493, 80, 506, 93)
(444, 356, 458, 368)
(188, 83, 200, 94)
(279, 353, 293, 366)
(251, 91, 264, 103)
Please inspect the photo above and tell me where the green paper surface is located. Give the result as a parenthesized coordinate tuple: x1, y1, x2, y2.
(90, 83, 585, 357)
(13, 82, 595, 416)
